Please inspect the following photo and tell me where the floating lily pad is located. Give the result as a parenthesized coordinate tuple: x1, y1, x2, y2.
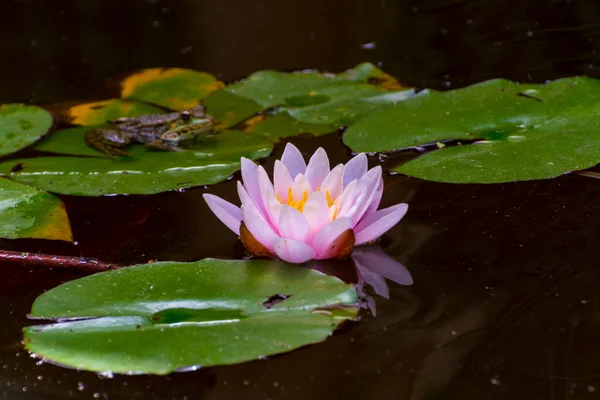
(0, 104, 53, 156)
(225, 63, 414, 126)
(121, 68, 224, 110)
(34, 126, 108, 157)
(0, 130, 272, 195)
(203, 88, 263, 129)
(67, 99, 165, 126)
(244, 113, 336, 140)
(0, 178, 72, 241)
(24, 259, 358, 375)
(344, 77, 600, 183)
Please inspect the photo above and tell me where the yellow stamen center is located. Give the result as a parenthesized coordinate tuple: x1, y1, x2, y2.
(276, 187, 335, 213)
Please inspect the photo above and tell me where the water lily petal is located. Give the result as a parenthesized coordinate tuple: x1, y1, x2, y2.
(242, 204, 280, 252)
(281, 142, 306, 178)
(278, 205, 311, 242)
(273, 160, 293, 200)
(202, 194, 242, 235)
(354, 203, 409, 245)
(340, 184, 367, 222)
(241, 157, 265, 213)
(302, 191, 330, 235)
(291, 173, 313, 200)
(366, 178, 384, 214)
(343, 153, 368, 186)
(273, 237, 316, 264)
(320, 164, 344, 200)
(304, 147, 330, 189)
(311, 217, 353, 257)
(353, 166, 383, 224)
(257, 166, 281, 231)
(335, 179, 358, 215)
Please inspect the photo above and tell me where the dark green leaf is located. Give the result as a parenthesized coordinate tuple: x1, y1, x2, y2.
(225, 64, 414, 126)
(344, 77, 600, 183)
(24, 259, 358, 374)
(0, 104, 53, 156)
(203, 88, 262, 129)
(0, 178, 72, 241)
(1, 130, 272, 195)
(121, 68, 224, 110)
(245, 113, 336, 140)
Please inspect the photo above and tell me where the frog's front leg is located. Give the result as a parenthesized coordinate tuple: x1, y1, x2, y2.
(84, 128, 133, 157)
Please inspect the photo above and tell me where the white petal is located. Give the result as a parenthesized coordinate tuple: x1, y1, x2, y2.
(202, 194, 242, 235)
(281, 143, 306, 178)
(273, 237, 316, 264)
(354, 203, 409, 245)
(320, 164, 344, 200)
(242, 204, 280, 252)
(343, 153, 368, 186)
(273, 160, 293, 200)
(278, 205, 311, 242)
(304, 147, 330, 189)
(302, 191, 330, 235)
(311, 217, 352, 258)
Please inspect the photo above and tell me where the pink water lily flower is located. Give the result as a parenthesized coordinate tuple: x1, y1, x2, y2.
(202, 143, 408, 264)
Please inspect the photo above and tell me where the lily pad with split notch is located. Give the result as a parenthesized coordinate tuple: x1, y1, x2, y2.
(344, 77, 600, 183)
(23, 259, 358, 375)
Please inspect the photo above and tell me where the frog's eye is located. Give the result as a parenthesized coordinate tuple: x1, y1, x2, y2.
(180, 110, 191, 121)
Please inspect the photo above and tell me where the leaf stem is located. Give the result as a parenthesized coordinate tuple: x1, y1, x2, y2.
(0, 250, 120, 272)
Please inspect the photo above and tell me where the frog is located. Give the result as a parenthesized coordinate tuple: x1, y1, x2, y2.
(84, 105, 215, 157)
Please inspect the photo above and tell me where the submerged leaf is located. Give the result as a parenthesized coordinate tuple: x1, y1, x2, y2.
(24, 259, 358, 374)
(344, 77, 600, 183)
(0, 178, 72, 241)
(121, 68, 224, 110)
(0, 104, 53, 156)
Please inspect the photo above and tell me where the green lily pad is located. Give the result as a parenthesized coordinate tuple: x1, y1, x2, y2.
(121, 68, 224, 110)
(67, 99, 165, 126)
(245, 113, 336, 140)
(0, 130, 272, 195)
(225, 63, 414, 126)
(34, 126, 109, 157)
(0, 178, 72, 241)
(344, 77, 600, 183)
(24, 259, 358, 375)
(0, 104, 53, 156)
(203, 88, 263, 129)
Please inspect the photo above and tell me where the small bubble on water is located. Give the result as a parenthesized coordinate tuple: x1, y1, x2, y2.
(588, 385, 596, 392)
(490, 376, 501, 385)
(93, 393, 101, 399)
(77, 382, 85, 391)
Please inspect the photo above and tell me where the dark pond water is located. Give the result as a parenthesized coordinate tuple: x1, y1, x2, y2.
(4, 0, 600, 398)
